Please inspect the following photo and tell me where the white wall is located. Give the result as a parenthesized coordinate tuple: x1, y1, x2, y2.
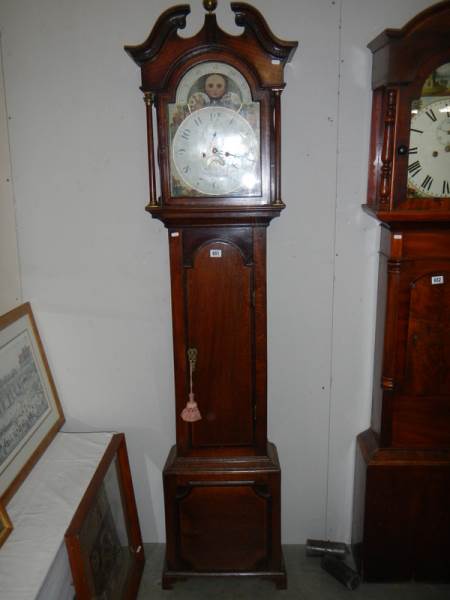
(0, 0, 436, 544)
(0, 39, 21, 314)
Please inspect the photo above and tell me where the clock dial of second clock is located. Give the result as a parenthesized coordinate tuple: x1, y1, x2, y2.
(407, 61, 450, 199)
(408, 99, 450, 197)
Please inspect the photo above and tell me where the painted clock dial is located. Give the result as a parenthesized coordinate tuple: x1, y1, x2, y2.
(172, 106, 259, 196)
(407, 62, 450, 198)
(168, 61, 261, 197)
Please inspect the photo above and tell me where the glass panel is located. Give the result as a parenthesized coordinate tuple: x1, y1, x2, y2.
(407, 63, 450, 198)
(168, 61, 261, 198)
(79, 457, 131, 599)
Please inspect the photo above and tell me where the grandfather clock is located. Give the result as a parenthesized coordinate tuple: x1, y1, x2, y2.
(352, 2, 450, 581)
(125, 1, 297, 588)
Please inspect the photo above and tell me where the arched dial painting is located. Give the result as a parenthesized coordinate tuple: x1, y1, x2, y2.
(407, 62, 450, 199)
(169, 62, 261, 197)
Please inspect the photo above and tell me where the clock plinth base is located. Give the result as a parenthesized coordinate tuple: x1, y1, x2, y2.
(352, 429, 450, 582)
(162, 442, 286, 589)
(161, 555, 287, 590)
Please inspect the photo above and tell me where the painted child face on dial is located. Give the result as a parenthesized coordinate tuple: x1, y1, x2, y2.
(205, 74, 226, 99)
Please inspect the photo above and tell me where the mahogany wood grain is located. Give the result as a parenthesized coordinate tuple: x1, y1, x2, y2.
(366, 89, 384, 209)
(162, 442, 285, 589)
(187, 240, 254, 447)
(144, 93, 158, 208)
(168, 229, 190, 455)
(377, 230, 450, 448)
(125, 4, 297, 89)
(177, 484, 268, 570)
(273, 90, 283, 206)
(253, 227, 269, 452)
(353, 430, 450, 581)
(168, 226, 270, 457)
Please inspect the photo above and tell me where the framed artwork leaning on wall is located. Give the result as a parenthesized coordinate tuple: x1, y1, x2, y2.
(0, 302, 65, 504)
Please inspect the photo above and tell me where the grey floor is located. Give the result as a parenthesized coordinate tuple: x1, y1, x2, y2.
(138, 544, 450, 599)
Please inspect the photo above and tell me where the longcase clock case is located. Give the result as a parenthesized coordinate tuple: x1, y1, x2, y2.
(352, 2, 450, 581)
(125, 2, 297, 589)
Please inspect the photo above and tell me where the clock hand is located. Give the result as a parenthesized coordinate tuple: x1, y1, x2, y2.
(209, 132, 217, 152)
(224, 151, 256, 163)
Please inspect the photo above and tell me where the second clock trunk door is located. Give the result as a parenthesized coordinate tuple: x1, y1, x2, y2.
(186, 240, 254, 448)
(405, 273, 450, 397)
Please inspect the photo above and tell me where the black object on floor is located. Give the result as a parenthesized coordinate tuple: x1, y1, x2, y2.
(305, 538, 348, 558)
(321, 554, 361, 590)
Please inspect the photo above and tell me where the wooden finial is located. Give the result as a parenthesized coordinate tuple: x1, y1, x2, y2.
(203, 0, 217, 13)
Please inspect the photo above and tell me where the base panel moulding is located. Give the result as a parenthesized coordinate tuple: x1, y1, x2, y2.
(162, 442, 287, 590)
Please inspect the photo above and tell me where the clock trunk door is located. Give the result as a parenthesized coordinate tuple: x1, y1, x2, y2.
(186, 238, 254, 448)
(405, 272, 450, 397)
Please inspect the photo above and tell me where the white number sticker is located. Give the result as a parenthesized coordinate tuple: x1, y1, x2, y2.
(210, 249, 222, 258)
(431, 275, 444, 285)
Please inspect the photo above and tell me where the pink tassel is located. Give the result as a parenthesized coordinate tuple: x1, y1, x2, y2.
(181, 393, 202, 422)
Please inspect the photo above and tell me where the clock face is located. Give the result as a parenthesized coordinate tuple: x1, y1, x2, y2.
(172, 106, 259, 196)
(168, 61, 261, 197)
(408, 99, 450, 197)
(407, 62, 450, 199)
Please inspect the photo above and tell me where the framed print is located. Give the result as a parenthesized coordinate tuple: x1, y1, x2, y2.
(0, 302, 65, 504)
(0, 501, 12, 548)
(65, 434, 145, 599)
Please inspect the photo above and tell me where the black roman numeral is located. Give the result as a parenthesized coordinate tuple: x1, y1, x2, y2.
(408, 160, 422, 177)
(421, 175, 433, 191)
(193, 117, 202, 127)
(425, 108, 437, 122)
(182, 165, 190, 174)
(443, 180, 450, 195)
(181, 129, 191, 140)
(410, 128, 423, 134)
(408, 147, 418, 155)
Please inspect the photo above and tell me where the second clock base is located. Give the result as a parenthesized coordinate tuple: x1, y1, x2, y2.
(352, 428, 450, 581)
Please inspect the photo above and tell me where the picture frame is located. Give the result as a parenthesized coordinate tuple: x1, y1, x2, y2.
(0, 501, 13, 548)
(0, 302, 65, 504)
(65, 433, 145, 599)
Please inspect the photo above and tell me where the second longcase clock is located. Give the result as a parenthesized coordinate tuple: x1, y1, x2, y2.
(352, 1, 450, 581)
(125, 1, 297, 589)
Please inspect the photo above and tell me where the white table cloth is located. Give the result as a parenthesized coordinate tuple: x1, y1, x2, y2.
(0, 431, 114, 600)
